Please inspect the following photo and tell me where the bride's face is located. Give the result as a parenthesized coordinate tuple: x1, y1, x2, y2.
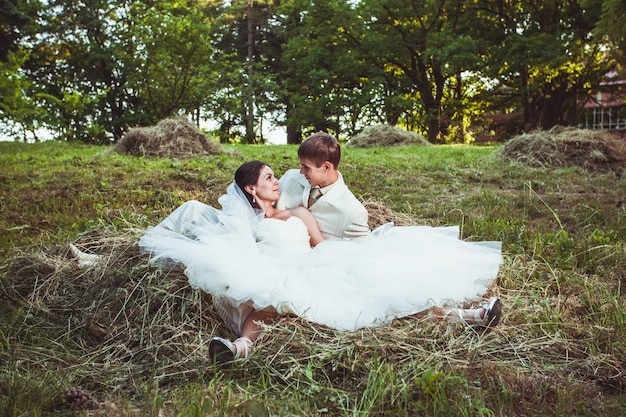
(252, 166, 280, 203)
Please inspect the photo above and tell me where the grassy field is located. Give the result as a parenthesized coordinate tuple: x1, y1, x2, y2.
(1, 140, 625, 416)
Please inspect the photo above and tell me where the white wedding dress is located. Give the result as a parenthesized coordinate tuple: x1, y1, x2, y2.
(139, 183, 502, 331)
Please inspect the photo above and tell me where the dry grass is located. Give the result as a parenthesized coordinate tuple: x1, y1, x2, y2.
(1, 229, 222, 407)
(347, 124, 431, 148)
(2, 202, 623, 415)
(498, 126, 626, 174)
(113, 117, 222, 158)
(0, 203, 426, 406)
(1, 139, 625, 415)
(363, 200, 424, 228)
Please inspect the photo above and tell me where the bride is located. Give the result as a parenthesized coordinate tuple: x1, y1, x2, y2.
(138, 161, 503, 364)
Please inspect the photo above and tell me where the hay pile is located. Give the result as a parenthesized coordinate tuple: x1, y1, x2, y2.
(0, 228, 224, 399)
(114, 117, 222, 158)
(0, 201, 418, 399)
(1, 202, 617, 411)
(348, 124, 430, 148)
(498, 127, 626, 174)
(364, 200, 425, 228)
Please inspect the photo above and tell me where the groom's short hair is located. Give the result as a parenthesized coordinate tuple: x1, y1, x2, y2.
(298, 132, 341, 169)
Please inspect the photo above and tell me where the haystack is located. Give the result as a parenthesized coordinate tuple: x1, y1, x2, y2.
(114, 117, 222, 158)
(0, 201, 422, 398)
(1, 227, 220, 397)
(363, 200, 425, 228)
(348, 124, 430, 148)
(498, 127, 626, 174)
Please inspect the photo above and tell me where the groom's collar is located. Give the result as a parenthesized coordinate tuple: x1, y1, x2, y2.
(320, 171, 344, 194)
(315, 172, 346, 206)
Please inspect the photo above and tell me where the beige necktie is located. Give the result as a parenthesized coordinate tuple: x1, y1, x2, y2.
(308, 187, 322, 207)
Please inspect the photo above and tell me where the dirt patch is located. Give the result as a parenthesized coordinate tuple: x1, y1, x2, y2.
(348, 124, 431, 148)
(113, 117, 222, 158)
(498, 127, 626, 174)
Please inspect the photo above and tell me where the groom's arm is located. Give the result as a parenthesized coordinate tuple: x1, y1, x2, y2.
(342, 204, 370, 239)
(276, 169, 304, 210)
(315, 196, 370, 240)
(330, 181, 370, 239)
(343, 218, 370, 239)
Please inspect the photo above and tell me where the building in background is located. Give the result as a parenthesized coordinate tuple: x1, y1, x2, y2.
(579, 71, 626, 138)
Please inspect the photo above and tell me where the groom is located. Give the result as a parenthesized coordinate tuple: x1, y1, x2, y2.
(276, 131, 370, 240)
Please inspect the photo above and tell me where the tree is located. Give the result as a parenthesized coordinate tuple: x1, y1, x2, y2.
(20, 0, 138, 142)
(0, 0, 32, 62)
(482, 0, 611, 131)
(205, 0, 280, 143)
(0, 50, 46, 141)
(14, 0, 218, 142)
(125, 1, 217, 124)
(356, 0, 489, 142)
(277, 0, 370, 140)
(583, 0, 626, 67)
(2, 0, 620, 144)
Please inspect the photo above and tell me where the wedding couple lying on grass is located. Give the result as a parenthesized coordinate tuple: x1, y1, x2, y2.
(73, 131, 503, 365)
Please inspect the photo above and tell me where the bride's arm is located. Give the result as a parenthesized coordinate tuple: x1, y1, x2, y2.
(274, 207, 325, 246)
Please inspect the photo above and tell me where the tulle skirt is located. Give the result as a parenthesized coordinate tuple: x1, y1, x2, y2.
(140, 202, 502, 331)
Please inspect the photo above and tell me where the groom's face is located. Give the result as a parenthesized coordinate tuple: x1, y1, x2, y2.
(299, 158, 332, 187)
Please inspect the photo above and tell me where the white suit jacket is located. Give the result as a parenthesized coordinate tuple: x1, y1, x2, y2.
(277, 169, 370, 240)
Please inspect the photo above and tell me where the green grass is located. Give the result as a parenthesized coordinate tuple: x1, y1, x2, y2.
(1, 141, 625, 416)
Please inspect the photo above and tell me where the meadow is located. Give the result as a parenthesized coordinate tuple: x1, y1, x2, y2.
(1, 139, 625, 416)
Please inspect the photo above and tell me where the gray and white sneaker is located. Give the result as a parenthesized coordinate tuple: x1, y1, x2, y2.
(208, 336, 253, 365)
(208, 337, 236, 365)
(476, 297, 502, 328)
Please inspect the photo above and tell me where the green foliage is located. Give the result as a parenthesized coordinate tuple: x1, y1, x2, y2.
(0, 49, 46, 141)
(277, 0, 369, 137)
(1, 0, 621, 145)
(0, 0, 32, 62)
(6, 0, 221, 142)
(583, 0, 626, 53)
(19, 0, 130, 141)
(204, 0, 284, 143)
(126, 1, 217, 122)
(486, 0, 612, 131)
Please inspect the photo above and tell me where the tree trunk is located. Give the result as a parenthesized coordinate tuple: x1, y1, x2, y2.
(245, 0, 255, 144)
(286, 124, 302, 144)
(520, 67, 534, 132)
(285, 102, 302, 144)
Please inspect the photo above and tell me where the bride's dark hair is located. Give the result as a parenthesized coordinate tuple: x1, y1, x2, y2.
(234, 160, 268, 208)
